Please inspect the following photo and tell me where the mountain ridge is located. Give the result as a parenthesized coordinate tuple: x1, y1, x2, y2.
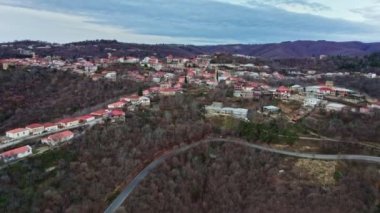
(2, 40, 380, 58)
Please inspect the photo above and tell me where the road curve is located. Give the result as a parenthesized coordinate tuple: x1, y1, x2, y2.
(104, 138, 380, 213)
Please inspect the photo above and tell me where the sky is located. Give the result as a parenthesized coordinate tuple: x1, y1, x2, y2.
(0, 0, 379, 44)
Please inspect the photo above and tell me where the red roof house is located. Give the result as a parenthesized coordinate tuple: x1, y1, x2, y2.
(26, 123, 44, 135)
(78, 115, 95, 122)
(41, 130, 74, 146)
(0, 145, 32, 162)
(91, 109, 110, 117)
(58, 118, 80, 128)
(43, 122, 59, 132)
(6, 128, 30, 139)
(277, 86, 290, 94)
(107, 101, 126, 109)
(110, 109, 125, 117)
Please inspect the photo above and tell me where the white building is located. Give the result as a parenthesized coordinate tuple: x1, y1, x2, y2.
(126, 57, 140, 64)
(43, 123, 59, 132)
(263, 105, 280, 114)
(41, 130, 74, 146)
(326, 102, 347, 112)
(138, 96, 151, 106)
(6, 128, 30, 139)
(0, 145, 32, 163)
(25, 123, 45, 135)
(104, 71, 117, 80)
(205, 102, 249, 121)
(304, 97, 321, 107)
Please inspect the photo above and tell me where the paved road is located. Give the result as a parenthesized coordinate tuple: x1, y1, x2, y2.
(104, 138, 380, 213)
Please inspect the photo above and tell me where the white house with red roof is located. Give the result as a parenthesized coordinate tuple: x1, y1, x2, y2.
(6, 128, 30, 139)
(125, 57, 140, 64)
(43, 123, 59, 132)
(107, 101, 126, 109)
(26, 123, 45, 135)
(78, 115, 95, 123)
(0, 145, 32, 162)
(121, 95, 140, 105)
(41, 130, 74, 146)
(109, 110, 126, 122)
(58, 118, 80, 128)
(159, 88, 180, 96)
(277, 86, 290, 94)
(91, 109, 110, 117)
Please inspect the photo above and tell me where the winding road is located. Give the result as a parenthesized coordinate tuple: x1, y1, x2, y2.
(104, 138, 380, 213)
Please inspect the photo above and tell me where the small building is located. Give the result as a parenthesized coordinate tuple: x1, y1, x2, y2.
(290, 85, 303, 93)
(108, 101, 126, 109)
(0, 145, 32, 163)
(159, 88, 179, 96)
(121, 95, 140, 105)
(263, 105, 280, 114)
(110, 109, 126, 122)
(277, 86, 290, 95)
(205, 102, 249, 121)
(304, 97, 321, 107)
(78, 115, 95, 123)
(91, 109, 111, 117)
(104, 71, 117, 80)
(126, 57, 140, 64)
(41, 130, 74, 146)
(233, 90, 254, 99)
(43, 123, 59, 132)
(5, 128, 30, 139)
(325, 102, 347, 112)
(139, 96, 151, 106)
(25, 123, 45, 135)
(58, 118, 80, 128)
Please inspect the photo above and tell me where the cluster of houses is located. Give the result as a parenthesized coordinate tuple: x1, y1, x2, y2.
(2, 51, 380, 163)
(4, 115, 92, 140)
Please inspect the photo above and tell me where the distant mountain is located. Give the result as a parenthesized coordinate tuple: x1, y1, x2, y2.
(199, 41, 380, 58)
(1, 40, 380, 59)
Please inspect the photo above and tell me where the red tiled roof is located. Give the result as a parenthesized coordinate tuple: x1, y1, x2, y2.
(277, 86, 289, 92)
(78, 115, 95, 120)
(26, 123, 44, 129)
(48, 130, 74, 141)
(123, 95, 139, 100)
(0, 146, 31, 158)
(43, 122, 58, 128)
(319, 87, 333, 92)
(109, 101, 125, 106)
(160, 88, 177, 92)
(58, 117, 79, 124)
(111, 109, 125, 117)
(91, 109, 109, 116)
(6, 128, 28, 134)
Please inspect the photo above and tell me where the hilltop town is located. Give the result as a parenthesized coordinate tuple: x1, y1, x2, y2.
(0, 41, 380, 212)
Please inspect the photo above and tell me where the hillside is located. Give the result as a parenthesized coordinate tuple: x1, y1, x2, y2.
(2, 40, 380, 59)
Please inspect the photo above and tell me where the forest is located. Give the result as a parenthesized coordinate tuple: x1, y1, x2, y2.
(0, 68, 141, 133)
(302, 110, 380, 143)
(124, 143, 379, 213)
(0, 95, 213, 212)
(0, 93, 379, 212)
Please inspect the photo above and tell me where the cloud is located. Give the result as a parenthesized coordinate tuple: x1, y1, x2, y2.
(0, 0, 379, 43)
(351, 3, 380, 24)
(247, 0, 330, 12)
(0, 5, 194, 44)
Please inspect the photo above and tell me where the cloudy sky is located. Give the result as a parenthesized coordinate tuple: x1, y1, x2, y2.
(0, 0, 379, 44)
